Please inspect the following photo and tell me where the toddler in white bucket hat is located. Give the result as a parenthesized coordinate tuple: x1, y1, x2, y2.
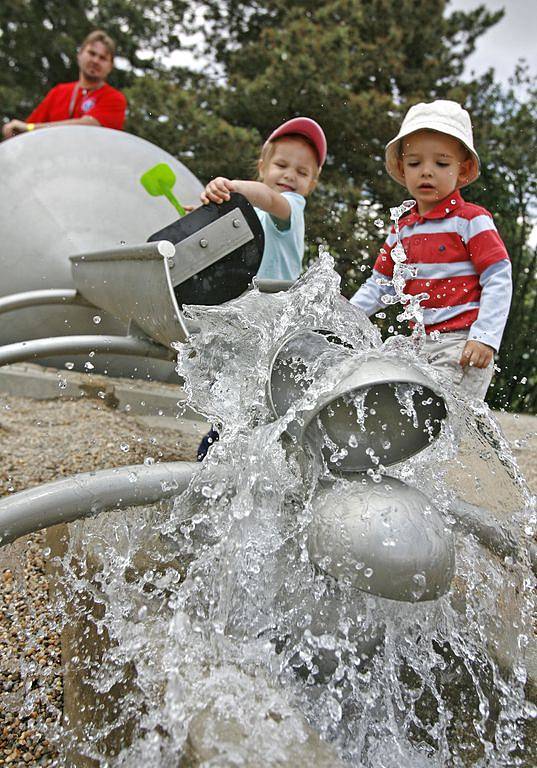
(350, 99, 512, 401)
(384, 99, 480, 189)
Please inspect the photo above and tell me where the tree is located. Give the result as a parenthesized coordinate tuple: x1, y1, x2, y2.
(2, 1, 535, 412)
(124, 69, 260, 184)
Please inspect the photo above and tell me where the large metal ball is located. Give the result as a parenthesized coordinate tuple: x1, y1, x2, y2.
(307, 475, 455, 602)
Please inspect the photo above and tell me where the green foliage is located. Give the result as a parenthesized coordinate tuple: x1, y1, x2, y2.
(124, 71, 260, 183)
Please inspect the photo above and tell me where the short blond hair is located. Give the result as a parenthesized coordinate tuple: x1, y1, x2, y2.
(80, 30, 116, 59)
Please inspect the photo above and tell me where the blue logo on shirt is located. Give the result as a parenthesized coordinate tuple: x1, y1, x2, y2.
(81, 98, 96, 112)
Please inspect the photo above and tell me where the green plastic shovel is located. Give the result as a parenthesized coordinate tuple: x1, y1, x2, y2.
(140, 163, 186, 217)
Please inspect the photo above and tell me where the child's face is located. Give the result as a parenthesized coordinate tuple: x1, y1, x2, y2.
(398, 130, 472, 213)
(259, 137, 318, 198)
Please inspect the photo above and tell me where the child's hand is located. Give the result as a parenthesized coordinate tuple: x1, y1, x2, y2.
(201, 177, 235, 205)
(459, 340, 494, 369)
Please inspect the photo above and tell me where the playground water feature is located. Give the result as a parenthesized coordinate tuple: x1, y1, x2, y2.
(31, 243, 534, 766)
(9, 198, 535, 765)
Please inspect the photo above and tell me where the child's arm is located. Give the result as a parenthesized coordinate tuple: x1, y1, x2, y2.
(202, 177, 291, 222)
(461, 243, 513, 369)
(349, 272, 395, 316)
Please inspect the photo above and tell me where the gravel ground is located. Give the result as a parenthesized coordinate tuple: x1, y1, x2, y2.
(0, 393, 203, 767)
(0, 395, 535, 767)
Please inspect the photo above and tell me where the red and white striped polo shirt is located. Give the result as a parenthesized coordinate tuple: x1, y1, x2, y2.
(373, 191, 509, 334)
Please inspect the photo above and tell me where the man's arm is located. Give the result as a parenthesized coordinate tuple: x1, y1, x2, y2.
(2, 115, 100, 139)
(202, 177, 291, 221)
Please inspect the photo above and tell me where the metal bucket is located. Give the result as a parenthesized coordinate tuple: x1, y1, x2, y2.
(267, 329, 447, 471)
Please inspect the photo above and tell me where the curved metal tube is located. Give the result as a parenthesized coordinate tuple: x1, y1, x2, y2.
(0, 461, 199, 548)
(449, 498, 537, 576)
(0, 288, 91, 315)
(0, 334, 173, 367)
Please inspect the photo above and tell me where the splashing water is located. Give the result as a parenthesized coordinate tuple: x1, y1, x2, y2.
(37, 252, 535, 766)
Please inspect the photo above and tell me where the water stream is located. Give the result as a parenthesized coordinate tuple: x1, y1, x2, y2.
(27, 238, 536, 765)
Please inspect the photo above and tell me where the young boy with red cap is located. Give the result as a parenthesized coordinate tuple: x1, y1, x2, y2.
(197, 117, 326, 460)
(350, 100, 512, 400)
(201, 116, 327, 281)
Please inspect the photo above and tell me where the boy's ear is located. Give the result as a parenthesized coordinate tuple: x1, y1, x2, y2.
(397, 158, 406, 181)
(257, 158, 264, 180)
(458, 157, 473, 186)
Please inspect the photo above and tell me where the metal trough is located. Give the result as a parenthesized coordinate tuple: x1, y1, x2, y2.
(0, 127, 198, 377)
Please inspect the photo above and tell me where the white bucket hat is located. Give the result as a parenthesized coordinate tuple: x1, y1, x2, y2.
(385, 100, 480, 188)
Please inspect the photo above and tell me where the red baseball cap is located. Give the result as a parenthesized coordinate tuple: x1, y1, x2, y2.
(264, 117, 327, 167)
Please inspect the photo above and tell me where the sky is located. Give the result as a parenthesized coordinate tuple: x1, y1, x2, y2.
(448, 0, 536, 83)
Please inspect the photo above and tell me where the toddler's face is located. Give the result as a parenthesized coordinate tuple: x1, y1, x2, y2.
(398, 130, 472, 213)
(259, 137, 318, 198)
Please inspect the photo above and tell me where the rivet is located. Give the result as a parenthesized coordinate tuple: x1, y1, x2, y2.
(232, 219, 241, 228)
(199, 238, 208, 248)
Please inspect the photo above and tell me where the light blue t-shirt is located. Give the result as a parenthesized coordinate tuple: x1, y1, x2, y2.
(255, 192, 306, 281)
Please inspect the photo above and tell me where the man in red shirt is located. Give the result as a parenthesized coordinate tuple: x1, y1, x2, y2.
(2, 30, 127, 139)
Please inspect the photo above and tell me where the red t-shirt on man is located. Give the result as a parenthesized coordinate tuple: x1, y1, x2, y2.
(27, 81, 127, 130)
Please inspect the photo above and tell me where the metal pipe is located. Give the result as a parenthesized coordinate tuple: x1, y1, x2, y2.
(255, 278, 294, 293)
(449, 497, 537, 576)
(0, 335, 173, 367)
(0, 289, 90, 315)
(0, 461, 199, 548)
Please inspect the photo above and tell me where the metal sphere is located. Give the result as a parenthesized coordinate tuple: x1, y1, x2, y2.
(307, 474, 455, 602)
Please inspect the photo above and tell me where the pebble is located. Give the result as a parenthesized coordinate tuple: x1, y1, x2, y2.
(0, 393, 199, 766)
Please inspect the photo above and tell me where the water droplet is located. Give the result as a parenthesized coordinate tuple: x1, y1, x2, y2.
(144, 457, 155, 466)
(92, 315, 101, 324)
(411, 573, 427, 599)
(84, 361, 94, 370)
(374, 218, 384, 229)
(364, 567, 374, 578)
(65, 362, 75, 370)
(120, 443, 130, 452)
